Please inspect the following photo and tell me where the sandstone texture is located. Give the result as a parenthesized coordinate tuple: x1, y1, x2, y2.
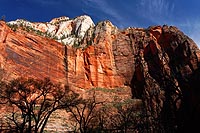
(1, 15, 200, 132)
(0, 21, 67, 84)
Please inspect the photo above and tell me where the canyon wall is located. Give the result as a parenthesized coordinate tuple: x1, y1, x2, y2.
(1, 16, 200, 131)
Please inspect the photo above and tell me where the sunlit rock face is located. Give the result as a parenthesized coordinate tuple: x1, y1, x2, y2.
(7, 15, 95, 46)
(1, 15, 200, 132)
(6, 15, 200, 90)
(0, 21, 67, 83)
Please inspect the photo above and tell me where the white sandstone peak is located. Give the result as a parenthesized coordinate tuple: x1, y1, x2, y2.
(7, 15, 95, 46)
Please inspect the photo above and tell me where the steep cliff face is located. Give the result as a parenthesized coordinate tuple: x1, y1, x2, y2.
(66, 21, 200, 90)
(0, 21, 67, 83)
(66, 21, 200, 131)
(1, 16, 200, 131)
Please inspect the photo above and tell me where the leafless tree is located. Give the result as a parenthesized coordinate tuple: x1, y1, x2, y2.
(104, 99, 143, 133)
(66, 92, 103, 133)
(0, 77, 80, 133)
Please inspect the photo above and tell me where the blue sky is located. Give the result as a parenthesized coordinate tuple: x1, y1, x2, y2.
(1, 0, 200, 47)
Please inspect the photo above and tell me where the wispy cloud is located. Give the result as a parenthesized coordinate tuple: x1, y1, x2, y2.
(136, 0, 200, 47)
(83, 0, 128, 28)
(83, 0, 176, 28)
(176, 18, 200, 47)
(82, 0, 200, 47)
(137, 0, 175, 24)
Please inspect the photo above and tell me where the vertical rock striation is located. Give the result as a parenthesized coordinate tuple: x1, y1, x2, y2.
(1, 15, 200, 131)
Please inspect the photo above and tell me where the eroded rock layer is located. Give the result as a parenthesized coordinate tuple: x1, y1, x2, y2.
(1, 17, 200, 131)
(0, 21, 67, 84)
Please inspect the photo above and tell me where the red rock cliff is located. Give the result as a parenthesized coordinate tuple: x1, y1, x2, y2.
(0, 21, 67, 83)
(1, 18, 200, 132)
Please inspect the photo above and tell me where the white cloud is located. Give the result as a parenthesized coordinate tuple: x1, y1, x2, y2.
(137, 0, 175, 24)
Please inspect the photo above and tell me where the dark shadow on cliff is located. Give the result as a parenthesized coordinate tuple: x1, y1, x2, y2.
(130, 38, 200, 132)
(64, 45, 68, 85)
(176, 66, 200, 132)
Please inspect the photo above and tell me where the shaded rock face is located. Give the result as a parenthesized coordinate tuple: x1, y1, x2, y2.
(1, 17, 200, 132)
